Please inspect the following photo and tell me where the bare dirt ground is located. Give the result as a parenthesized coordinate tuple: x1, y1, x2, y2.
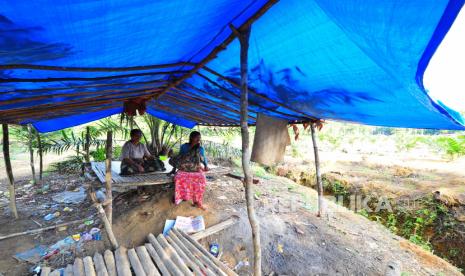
(1, 166, 462, 275)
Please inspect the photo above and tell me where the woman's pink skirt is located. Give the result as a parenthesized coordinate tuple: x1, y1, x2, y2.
(174, 171, 207, 205)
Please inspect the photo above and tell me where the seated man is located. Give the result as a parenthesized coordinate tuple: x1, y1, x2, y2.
(120, 129, 165, 175)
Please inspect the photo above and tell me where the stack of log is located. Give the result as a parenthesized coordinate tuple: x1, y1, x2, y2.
(40, 229, 237, 276)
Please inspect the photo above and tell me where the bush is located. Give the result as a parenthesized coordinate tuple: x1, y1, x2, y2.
(50, 156, 83, 174)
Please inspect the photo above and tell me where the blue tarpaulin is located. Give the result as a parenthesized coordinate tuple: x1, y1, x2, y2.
(0, 0, 464, 132)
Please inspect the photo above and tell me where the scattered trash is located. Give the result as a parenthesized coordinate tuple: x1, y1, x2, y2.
(50, 236, 74, 251)
(277, 243, 284, 253)
(90, 228, 101, 240)
(254, 193, 260, 200)
(57, 226, 67, 231)
(294, 226, 305, 235)
(96, 189, 106, 202)
(72, 234, 81, 242)
(63, 207, 73, 212)
(82, 232, 93, 241)
(44, 212, 60, 221)
(163, 220, 176, 236)
(14, 245, 48, 263)
(44, 249, 59, 260)
(84, 220, 94, 226)
(217, 195, 228, 200)
(209, 243, 220, 257)
(52, 187, 86, 204)
(234, 260, 250, 271)
(174, 216, 205, 234)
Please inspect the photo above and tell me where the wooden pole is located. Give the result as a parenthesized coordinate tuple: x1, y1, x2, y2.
(105, 131, 113, 224)
(27, 125, 37, 184)
(2, 124, 18, 219)
(310, 123, 324, 217)
(37, 132, 43, 180)
(85, 126, 91, 163)
(237, 26, 262, 276)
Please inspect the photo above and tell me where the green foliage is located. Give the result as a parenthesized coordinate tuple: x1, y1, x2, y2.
(50, 156, 83, 174)
(434, 135, 465, 159)
(90, 146, 122, 161)
(203, 140, 241, 161)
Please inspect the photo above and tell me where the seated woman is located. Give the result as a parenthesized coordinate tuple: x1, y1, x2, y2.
(120, 129, 165, 175)
(170, 131, 209, 210)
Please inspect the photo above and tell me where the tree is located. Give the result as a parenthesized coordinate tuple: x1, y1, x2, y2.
(143, 115, 185, 155)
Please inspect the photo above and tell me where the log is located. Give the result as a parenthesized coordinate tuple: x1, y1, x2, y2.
(176, 229, 236, 276)
(168, 232, 216, 276)
(147, 234, 183, 276)
(135, 246, 160, 276)
(145, 243, 171, 276)
(190, 216, 238, 241)
(93, 202, 118, 249)
(83, 256, 97, 276)
(128, 248, 147, 276)
(165, 235, 203, 276)
(2, 124, 18, 219)
(50, 270, 61, 276)
(73, 258, 85, 276)
(28, 124, 37, 184)
(0, 218, 87, 241)
(156, 234, 192, 275)
(93, 252, 109, 276)
(41, 267, 51, 276)
(115, 247, 132, 276)
(310, 123, 324, 217)
(170, 230, 227, 276)
(103, 250, 117, 276)
(64, 264, 74, 276)
(105, 131, 113, 225)
(237, 25, 261, 276)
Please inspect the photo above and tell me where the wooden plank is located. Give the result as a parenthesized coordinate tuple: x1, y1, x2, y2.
(103, 250, 117, 276)
(136, 246, 160, 276)
(64, 264, 74, 276)
(156, 234, 192, 275)
(169, 230, 226, 276)
(190, 216, 239, 241)
(177, 229, 237, 276)
(166, 235, 204, 276)
(147, 234, 183, 276)
(40, 267, 51, 276)
(93, 252, 109, 276)
(167, 232, 216, 276)
(128, 248, 147, 276)
(115, 246, 132, 276)
(83, 256, 97, 276)
(145, 243, 171, 276)
(73, 258, 85, 276)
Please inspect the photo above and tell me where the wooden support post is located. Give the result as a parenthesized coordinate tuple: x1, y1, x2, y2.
(89, 190, 119, 249)
(28, 124, 37, 184)
(2, 124, 18, 219)
(37, 132, 43, 180)
(85, 126, 91, 163)
(310, 123, 324, 217)
(105, 131, 113, 224)
(237, 26, 262, 275)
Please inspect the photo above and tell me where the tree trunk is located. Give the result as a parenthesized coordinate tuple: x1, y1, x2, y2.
(28, 125, 37, 184)
(105, 131, 113, 224)
(2, 124, 18, 218)
(310, 123, 324, 217)
(37, 133, 43, 180)
(238, 26, 261, 276)
(85, 126, 91, 163)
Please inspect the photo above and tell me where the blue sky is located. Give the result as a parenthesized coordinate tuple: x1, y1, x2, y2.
(425, 7, 465, 111)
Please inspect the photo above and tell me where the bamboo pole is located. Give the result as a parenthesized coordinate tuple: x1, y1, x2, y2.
(127, 248, 147, 276)
(144, 243, 171, 276)
(135, 246, 160, 276)
(2, 124, 18, 219)
(93, 252, 109, 276)
(27, 124, 37, 184)
(104, 249, 117, 276)
(237, 25, 262, 275)
(105, 131, 113, 224)
(0, 62, 195, 72)
(37, 132, 43, 180)
(85, 126, 91, 163)
(83, 256, 97, 276)
(115, 247, 132, 276)
(74, 258, 85, 276)
(310, 123, 324, 217)
(89, 190, 119, 249)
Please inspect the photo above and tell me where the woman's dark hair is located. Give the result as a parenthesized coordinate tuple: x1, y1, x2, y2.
(130, 129, 143, 137)
(189, 131, 201, 144)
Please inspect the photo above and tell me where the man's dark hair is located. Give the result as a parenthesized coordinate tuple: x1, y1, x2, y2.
(130, 129, 143, 137)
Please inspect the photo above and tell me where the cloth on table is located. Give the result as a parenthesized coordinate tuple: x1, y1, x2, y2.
(174, 170, 207, 205)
